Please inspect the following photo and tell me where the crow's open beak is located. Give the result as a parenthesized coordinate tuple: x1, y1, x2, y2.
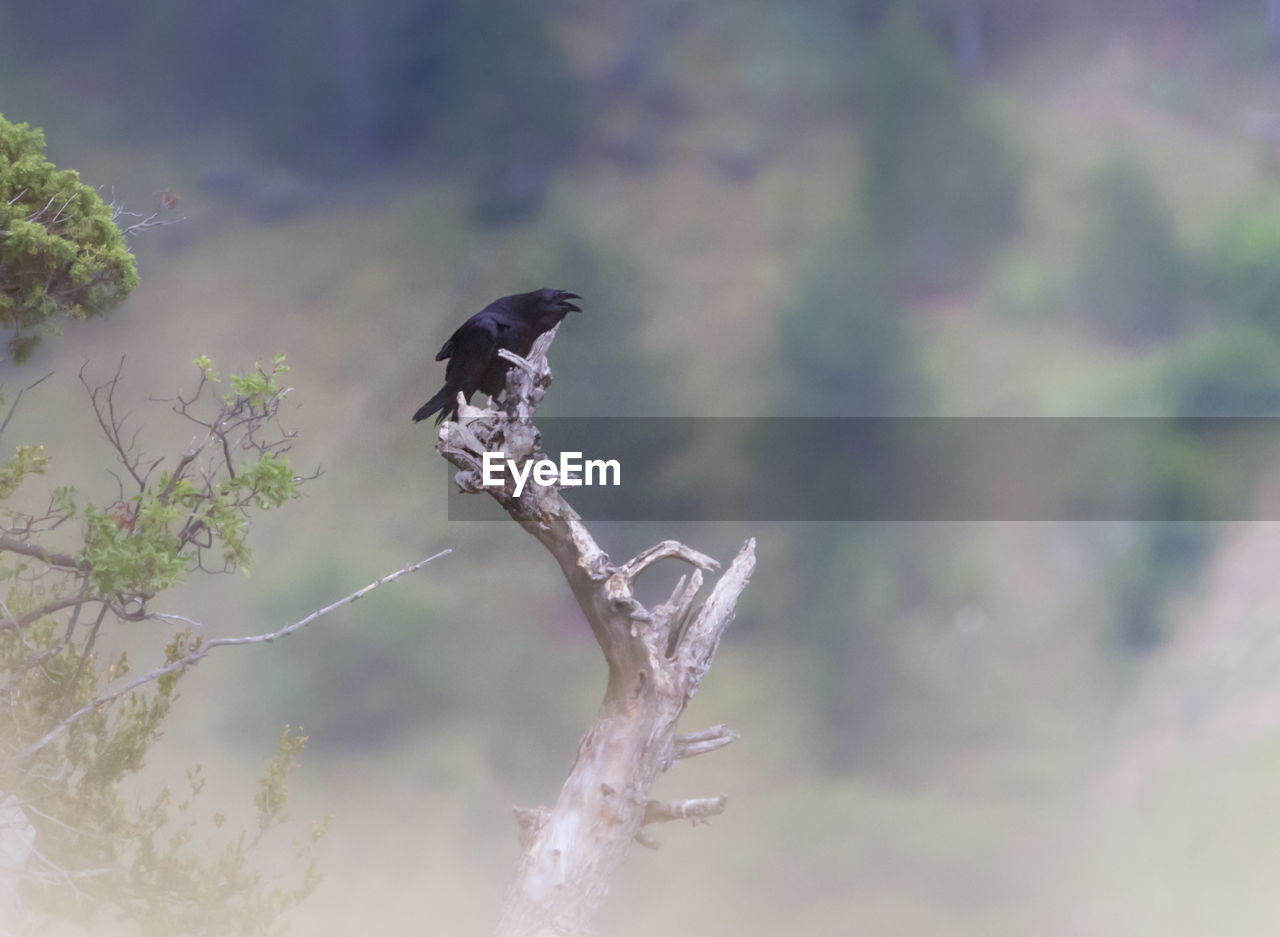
(560, 291, 582, 312)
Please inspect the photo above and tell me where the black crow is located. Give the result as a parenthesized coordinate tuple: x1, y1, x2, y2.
(412, 288, 582, 424)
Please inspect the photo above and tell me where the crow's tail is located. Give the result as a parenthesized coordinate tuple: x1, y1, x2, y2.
(412, 384, 458, 424)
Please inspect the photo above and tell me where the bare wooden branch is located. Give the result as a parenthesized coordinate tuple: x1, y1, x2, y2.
(1, 595, 90, 633)
(21, 551, 450, 759)
(496, 348, 539, 376)
(674, 543, 757, 692)
(436, 328, 756, 937)
(643, 795, 727, 825)
(660, 570, 704, 656)
(673, 724, 740, 761)
(0, 534, 86, 572)
(107, 186, 185, 239)
(617, 540, 719, 581)
(0, 372, 53, 438)
(633, 830, 661, 851)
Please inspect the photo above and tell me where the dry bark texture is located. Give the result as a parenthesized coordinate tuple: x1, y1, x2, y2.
(435, 328, 755, 937)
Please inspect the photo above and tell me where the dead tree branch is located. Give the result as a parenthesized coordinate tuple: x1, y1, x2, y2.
(21, 550, 450, 759)
(0, 371, 53, 438)
(673, 724, 740, 761)
(437, 328, 755, 937)
(0, 535, 86, 573)
(643, 795, 728, 825)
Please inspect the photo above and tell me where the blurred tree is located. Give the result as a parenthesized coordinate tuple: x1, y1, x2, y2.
(1077, 150, 1187, 347)
(775, 223, 924, 417)
(925, 0, 1116, 68)
(799, 527, 917, 769)
(2, 1, 584, 217)
(1110, 524, 1211, 650)
(1209, 197, 1280, 334)
(433, 2, 585, 222)
(1094, 324, 1280, 653)
(861, 1, 1023, 295)
(834, 0, 1104, 68)
(0, 115, 138, 362)
(534, 233, 675, 418)
(761, 217, 941, 771)
(1158, 325, 1280, 415)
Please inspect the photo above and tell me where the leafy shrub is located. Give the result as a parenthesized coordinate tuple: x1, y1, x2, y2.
(2, 354, 319, 934)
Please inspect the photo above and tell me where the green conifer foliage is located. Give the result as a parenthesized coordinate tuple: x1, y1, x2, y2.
(0, 114, 138, 361)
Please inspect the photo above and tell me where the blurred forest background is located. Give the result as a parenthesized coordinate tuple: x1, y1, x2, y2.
(8, 0, 1280, 933)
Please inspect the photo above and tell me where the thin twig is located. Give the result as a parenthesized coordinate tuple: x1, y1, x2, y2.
(147, 611, 204, 629)
(3, 595, 91, 633)
(21, 550, 451, 758)
(0, 533, 86, 571)
(63, 603, 110, 714)
(672, 724, 739, 760)
(0, 371, 53, 438)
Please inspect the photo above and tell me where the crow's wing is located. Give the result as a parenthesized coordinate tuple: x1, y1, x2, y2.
(436, 297, 519, 361)
(435, 320, 470, 361)
(441, 315, 505, 394)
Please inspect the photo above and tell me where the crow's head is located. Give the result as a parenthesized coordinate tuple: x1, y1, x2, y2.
(518, 287, 581, 330)
(533, 287, 581, 315)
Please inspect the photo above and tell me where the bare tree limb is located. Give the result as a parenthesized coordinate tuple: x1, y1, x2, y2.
(21, 550, 450, 759)
(0, 371, 53, 439)
(0, 534, 86, 572)
(673, 724, 740, 761)
(106, 186, 185, 239)
(616, 540, 719, 581)
(2, 595, 90, 633)
(643, 795, 728, 825)
(436, 329, 755, 937)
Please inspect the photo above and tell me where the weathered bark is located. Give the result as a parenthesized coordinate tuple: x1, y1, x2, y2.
(436, 328, 755, 937)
